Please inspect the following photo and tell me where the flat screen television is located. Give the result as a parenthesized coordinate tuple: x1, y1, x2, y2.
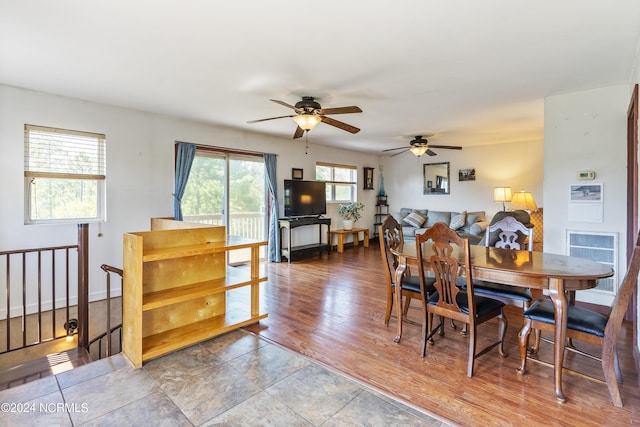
(284, 180, 327, 217)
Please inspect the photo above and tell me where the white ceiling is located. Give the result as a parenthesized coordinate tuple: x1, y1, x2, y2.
(2, 1, 640, 154)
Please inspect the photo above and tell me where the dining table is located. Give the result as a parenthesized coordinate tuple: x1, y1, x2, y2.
(391, 242, 614, 403)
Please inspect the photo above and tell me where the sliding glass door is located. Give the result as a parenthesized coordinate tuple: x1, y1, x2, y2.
(182, 150, 266, 264)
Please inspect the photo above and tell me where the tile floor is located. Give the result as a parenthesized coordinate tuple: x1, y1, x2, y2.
(0, 330, 448, 426)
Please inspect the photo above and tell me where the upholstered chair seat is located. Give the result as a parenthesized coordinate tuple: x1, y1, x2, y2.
(523, 297, 608, 337)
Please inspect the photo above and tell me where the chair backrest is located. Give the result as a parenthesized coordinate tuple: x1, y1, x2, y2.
(604, 232, 640, 338)
(416, 222, 475, 318)
(378, 215, 404, 287)
(485, 216, 533, 251)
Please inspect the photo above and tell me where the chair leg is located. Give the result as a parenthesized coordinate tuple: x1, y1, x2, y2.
(421, 307, 429, 358)
(522, 300, 541, 354)
(498, 311, 508, 357)
(384, 288, 394, 326)
(517, 319, 533, 375)
(467, 324, 476, 377)
(602, 341, 623, 407)
(403, 295, 412, 318)
(528, 328, 541, 354)
(614, 349, 623, 384)
(422, 311, 438, 357)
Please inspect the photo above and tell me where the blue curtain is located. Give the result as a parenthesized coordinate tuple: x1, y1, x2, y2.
(174, 142, 196, 220)
(264, 153, 281, 262)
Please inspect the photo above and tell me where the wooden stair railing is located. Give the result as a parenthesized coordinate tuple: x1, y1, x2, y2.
(88, 264, 123, 360)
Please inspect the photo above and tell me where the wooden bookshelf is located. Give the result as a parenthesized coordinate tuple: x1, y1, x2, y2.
(122, 218, 267, 367)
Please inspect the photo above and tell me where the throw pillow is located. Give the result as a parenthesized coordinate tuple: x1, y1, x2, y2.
(450, 211, 467, 230)
(403, 211, 426, 228)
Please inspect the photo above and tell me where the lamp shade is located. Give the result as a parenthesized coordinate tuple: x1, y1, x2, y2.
(409, 145, 429, 157)
(493, 187, 512, 202)
(293, 114, 321, 131)
(510, 190, 538, 211)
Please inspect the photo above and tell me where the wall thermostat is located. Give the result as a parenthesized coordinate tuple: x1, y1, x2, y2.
(577, 170, 596, 180)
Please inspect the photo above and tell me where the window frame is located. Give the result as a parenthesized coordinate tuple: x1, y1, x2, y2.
(315, 162, 358, 203)
(24, 124, 106, 224)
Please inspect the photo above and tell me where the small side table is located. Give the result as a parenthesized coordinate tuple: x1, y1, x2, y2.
(330, 228, 369, 253)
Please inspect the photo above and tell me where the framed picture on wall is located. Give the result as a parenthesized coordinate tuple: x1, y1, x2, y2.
(292, 168, 303, 180)
(363, 167, 374, 190)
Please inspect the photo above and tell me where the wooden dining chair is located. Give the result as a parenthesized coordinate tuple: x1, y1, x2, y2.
(379, 215, 435, 326)
(477, 215, 534, 308)
(476, 214, 539, 349)
(517, 232, 640, 407)
(416, 222, 508, 377)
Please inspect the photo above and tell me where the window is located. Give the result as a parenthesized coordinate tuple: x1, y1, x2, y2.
(181, 146, 267, 263)
(316, 162, 357, 203)
(24, 125, 106, 224)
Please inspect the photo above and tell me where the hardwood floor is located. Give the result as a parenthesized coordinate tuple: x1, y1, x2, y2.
(244, 243, 640, 426)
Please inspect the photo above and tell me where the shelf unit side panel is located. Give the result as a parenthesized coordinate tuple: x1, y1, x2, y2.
(122, 233, 144, 368)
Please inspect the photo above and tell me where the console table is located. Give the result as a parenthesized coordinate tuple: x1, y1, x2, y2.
(330, 228, 369, 253)
(279, 217, 331, 263)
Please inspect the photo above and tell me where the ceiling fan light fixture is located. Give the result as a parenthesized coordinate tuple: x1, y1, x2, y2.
(293, 114, 321, 131)
(409, 145, 429, 157)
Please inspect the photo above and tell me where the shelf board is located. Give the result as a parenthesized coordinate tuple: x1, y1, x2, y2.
(141, 311, 268, 362)
(142, 270, 267, 311)
(142, 237, 266, 262)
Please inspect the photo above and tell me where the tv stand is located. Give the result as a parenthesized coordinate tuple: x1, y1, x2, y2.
(279, 217, 331, 263)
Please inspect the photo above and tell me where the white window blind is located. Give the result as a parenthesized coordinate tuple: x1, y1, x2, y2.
(24, 125, 105, 179)
(24, 125, 106, 223)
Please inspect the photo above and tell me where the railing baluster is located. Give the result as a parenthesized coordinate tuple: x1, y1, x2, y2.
(52, 250, 56, 341)
(106, 269, 111, 356)
(37, 251, 42, 345)
(22, 253, 26, 348)
(65, 248, 70, 342)
(5, 254, 10, 352)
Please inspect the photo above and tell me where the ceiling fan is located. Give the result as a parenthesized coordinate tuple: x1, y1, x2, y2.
(247, 96, 362, 139)
(383, 135, 462, 157)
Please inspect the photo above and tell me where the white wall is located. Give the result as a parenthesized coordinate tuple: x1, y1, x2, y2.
(544, 85, 630, 306)
(0, 84, 379, 308)
(381, 140, 544, 220)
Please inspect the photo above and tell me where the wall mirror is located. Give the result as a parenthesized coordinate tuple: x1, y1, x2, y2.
(423, 162, 450, 195)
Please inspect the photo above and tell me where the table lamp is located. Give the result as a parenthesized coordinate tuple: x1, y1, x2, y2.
(493, 187, 512, 211)
(510, 190, 538, 212)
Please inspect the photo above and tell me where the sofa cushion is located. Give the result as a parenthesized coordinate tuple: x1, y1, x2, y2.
(403, 211, 427, 228)
(467, 211, 486, 223)
(425, 210, 451, 228)
(465, 213, 479, 227)
(391, 211, 408, 224)
(449, 211, 467, 230)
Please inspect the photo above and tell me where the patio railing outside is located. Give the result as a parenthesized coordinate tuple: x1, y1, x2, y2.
(183, 212, 266, 241)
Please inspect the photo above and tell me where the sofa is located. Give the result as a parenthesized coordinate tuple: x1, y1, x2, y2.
(391, 208, 490, 245)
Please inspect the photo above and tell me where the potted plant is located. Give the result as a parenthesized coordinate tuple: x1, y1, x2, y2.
(338, 202, 364, 230)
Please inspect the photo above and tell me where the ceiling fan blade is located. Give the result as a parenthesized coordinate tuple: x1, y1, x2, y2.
(247, 115, 294, 124)
(382, 146, 411, 152)
(320, 116, 360, 134)
(270, 99, 298, 110)
(426, 149, 437, 156)
(293, 126, 304, 139)
(318, 106, 362, 115)
(428, 144, 462, 150)
(390, 150, 407, 157)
